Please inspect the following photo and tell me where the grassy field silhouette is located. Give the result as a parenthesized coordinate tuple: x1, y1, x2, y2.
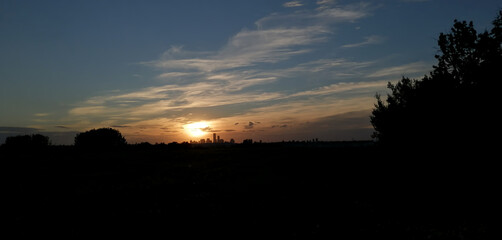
(5, 142, 497, 239)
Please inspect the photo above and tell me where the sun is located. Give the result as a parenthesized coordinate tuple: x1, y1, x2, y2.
(184, 121, 210, 138)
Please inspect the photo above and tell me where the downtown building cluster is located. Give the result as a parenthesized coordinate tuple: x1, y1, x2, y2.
(189, 133, 235, 144)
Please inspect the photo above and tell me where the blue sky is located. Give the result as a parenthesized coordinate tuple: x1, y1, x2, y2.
(1, 0, 500, 144)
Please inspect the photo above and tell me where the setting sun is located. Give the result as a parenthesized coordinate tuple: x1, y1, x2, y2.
(184, 121, 210, 138)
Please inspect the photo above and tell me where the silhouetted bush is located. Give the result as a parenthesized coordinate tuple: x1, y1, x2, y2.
(371, 11, 501, 150)
(3, 134, 50, 150)
(74, 128, 126, 149)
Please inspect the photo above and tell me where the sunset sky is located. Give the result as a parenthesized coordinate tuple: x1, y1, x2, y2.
(1, 0, 500, 144)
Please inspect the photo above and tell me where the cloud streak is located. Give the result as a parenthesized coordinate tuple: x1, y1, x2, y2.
(149, 27, 328, 73)
(283, 1, 303, 8)
(367, 62, 430, 78)
(342, 35, 385, 48)
(290, 80, 389, 98)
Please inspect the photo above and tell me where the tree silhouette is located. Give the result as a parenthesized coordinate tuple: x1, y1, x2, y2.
(3, 134, 50, 149)
(74, 128, 127, 149)
(371, 11, 501, 149)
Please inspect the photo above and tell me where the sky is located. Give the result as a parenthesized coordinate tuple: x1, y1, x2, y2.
(1, 0, 500, 144)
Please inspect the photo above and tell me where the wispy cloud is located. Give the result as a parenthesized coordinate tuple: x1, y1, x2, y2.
(316, 0, 336, 11)
(316, 2, 371, 21)
(69, 106, 108, 116)
(367, 62, 430, 78)
(156, 72, 195, 79)
(34, 113, 50, 117)
(283, 1, 303, 8)
(289, 58, 374, 74)
(342, 35, 385, 48)
(149, 27, 328, 73)
(290, 80, 389, 98)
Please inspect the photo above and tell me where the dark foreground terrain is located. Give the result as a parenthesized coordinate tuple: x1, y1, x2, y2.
(4, 142, 499, 239)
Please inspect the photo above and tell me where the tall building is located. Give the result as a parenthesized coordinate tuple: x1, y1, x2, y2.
(213, 133, 216, 144)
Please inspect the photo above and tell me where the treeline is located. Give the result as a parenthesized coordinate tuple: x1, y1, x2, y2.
(1, 127, 373, 152)
(1, 128, 175, 151)
(1, 128, 123, 150)
(2, 134, 50, 149)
